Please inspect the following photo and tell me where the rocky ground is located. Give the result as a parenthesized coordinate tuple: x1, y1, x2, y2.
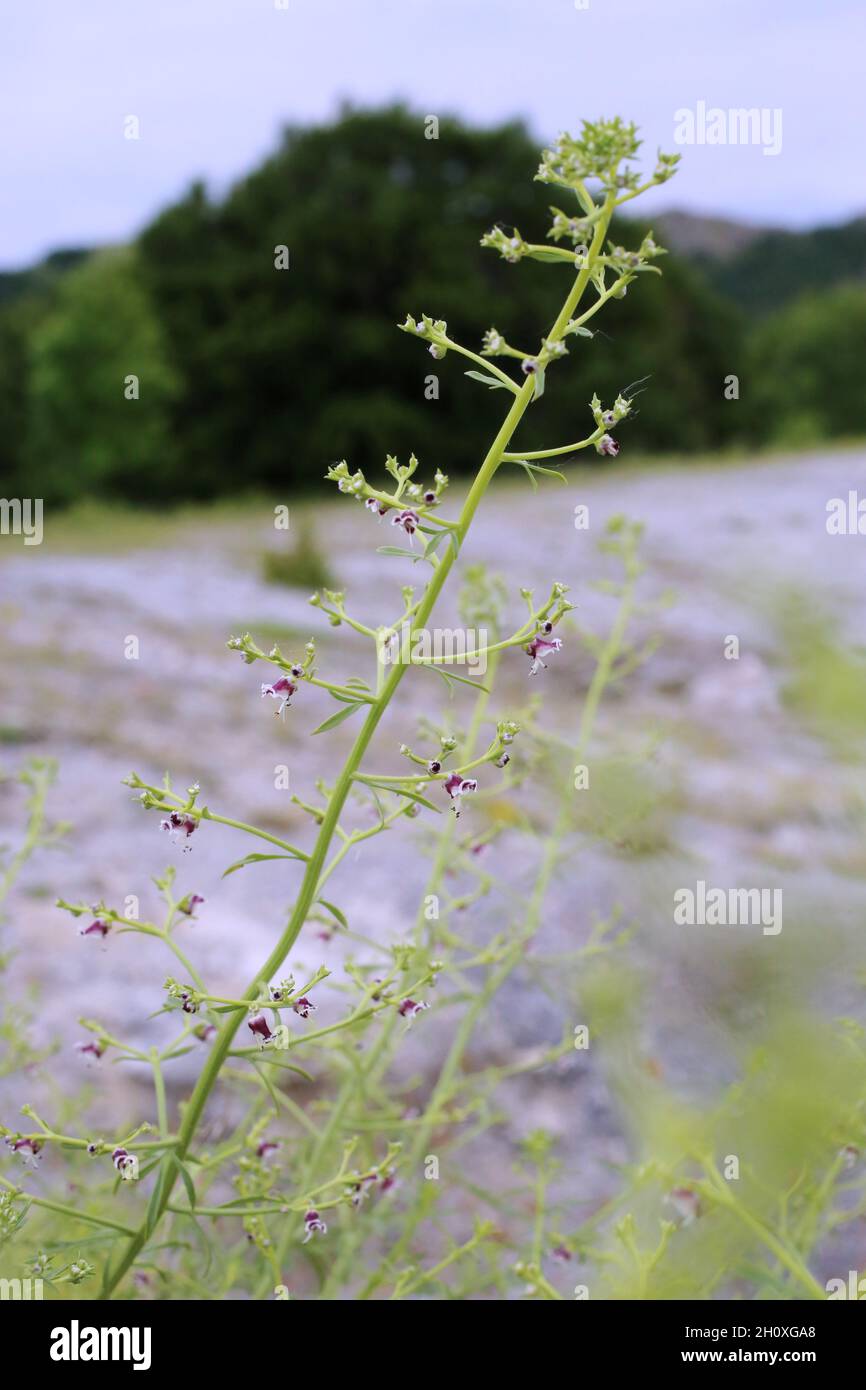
(2, 445, 866, 1287)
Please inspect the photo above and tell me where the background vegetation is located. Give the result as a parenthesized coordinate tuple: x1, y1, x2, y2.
(2, 106, 865, 505)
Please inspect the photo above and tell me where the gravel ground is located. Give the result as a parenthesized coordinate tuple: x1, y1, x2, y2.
(2, 445, 866, 1284)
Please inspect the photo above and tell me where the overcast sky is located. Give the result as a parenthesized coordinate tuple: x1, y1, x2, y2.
(1, 0, 863, 268)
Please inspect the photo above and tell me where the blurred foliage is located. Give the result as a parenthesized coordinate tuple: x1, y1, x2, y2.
(778, 596, 866, 747)
(698, 217, 866, 317)
(261, 528, 334, 589)
(3, 106, 744, 505)
(746, 285, 866, 445)
(0, 105, 861, 504)
(21, 249, 179, 503)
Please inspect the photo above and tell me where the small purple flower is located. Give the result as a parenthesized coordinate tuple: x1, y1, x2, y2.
(79, 917, 110, 939)
(256, 1139, 281, 1160)
(398, 998, 430, 1024)
(525, 634, 562, 676)
(427, 759, 442, 774)
(302, 1209, 327, 1243)
(161, 812, 198, 849)
(366, 498, 388, 517)
(443, 772, 477, 817)
(6, 1137, 43, 1164)
(596, 433, 620, 457)
(248, 1012, 276, 1045)
(178, 893, 205, 917)
(495, 752, 510, 769)
(193, 1022, 217, 1043)
(261, 676, 297, 717)
(551, 1244, 572, 1262)
(179, 991, 198, 1014)
(391, 509, 420, 542)
(76, 1039, 105, 1061)
(379, 1168, 397, 1195)
(292, 996, 316, 1019)
(111, 1147, 135, 1175)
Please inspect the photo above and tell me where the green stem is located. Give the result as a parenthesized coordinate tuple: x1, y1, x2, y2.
(102, 203, 614, 1297)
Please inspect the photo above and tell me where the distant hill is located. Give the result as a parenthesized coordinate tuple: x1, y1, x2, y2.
(653, 209, 777, 260)
(0, 248, 93, 308)
(653, 210, 866, 315)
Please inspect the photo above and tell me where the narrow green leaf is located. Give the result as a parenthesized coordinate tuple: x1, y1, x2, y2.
(144, 1156, 171, 1239)
(172, 1154, 197, 1211)
(312, 701, 364, 735)
(423, 528, 449, 559)
(360, 780, 442, 813)
(524, 247, 572, 264)
(516, 460, 568, 488)
(464, 369, 512, 391)
(222, 851, 304, 879)
(317, 897, 348, 929)
(420, 662, 490, 693)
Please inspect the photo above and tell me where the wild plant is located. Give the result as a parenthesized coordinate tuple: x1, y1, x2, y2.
(1, 119, 685, 1298)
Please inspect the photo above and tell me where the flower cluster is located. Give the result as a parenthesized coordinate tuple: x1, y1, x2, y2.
(397, 313, 449, 358)
(479, 226, 529, 263)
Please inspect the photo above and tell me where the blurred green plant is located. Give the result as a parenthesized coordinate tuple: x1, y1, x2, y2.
(261, 529, 335, 590)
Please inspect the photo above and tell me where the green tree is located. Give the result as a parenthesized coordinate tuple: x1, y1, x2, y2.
(24, 249, 179, 503)
(138, 105, 740, 500)
(746, 284, 866, 444)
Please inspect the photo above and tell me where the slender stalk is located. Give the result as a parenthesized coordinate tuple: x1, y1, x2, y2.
(102, 198, 616, 1298)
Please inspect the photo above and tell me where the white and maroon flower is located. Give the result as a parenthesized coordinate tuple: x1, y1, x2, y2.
(80, 917, 110, 939)
(6, 1137, 43, 1164)
(525, 634, 562, 675)
(596, 433, 620, 457)
(292, 996, 316, 1020)
(397, 998, 430, 1023)
(111, 1147, 136, 1175)
(391, 509, 420, 542)
(551, 1244, 573, 1262)
(161, 812, 198, 846)
(302, 1209, 327, 1243)
(443, 772, 477, 817)
(193, 1022, 217, 1043)
(256, 1139, 281, 1160)
(247, 1013, 276, 1045)
(261, 676, 297, 716)
(366, 498, 388, 517)
(76, 1039, 105, 1061)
